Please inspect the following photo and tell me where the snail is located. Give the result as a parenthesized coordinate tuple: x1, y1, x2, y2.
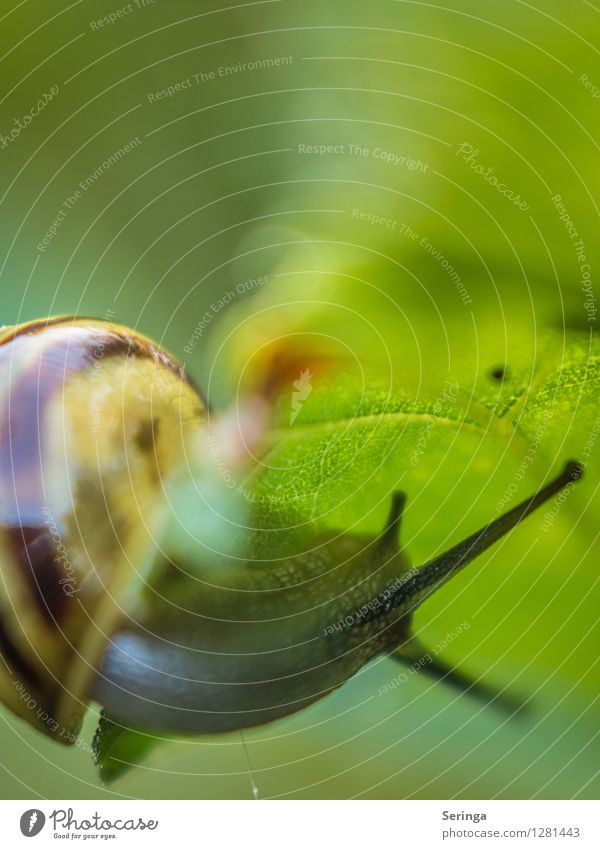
(0, 317, 584, 749)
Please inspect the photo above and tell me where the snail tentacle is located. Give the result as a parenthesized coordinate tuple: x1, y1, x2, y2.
(391, 637, 527, 714)
(376, 491, 407, 556)
(381, 461, 584, 618)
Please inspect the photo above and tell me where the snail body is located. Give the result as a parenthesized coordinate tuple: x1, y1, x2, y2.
(0, 317, 584, 744)
(95, 501, 412, 733)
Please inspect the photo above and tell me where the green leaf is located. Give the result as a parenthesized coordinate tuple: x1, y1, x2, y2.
(92, 711, 160, 784)
(240, 329, 598, 536)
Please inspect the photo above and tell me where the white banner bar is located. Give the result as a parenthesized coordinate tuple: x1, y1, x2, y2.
(0, 799, 598, 847)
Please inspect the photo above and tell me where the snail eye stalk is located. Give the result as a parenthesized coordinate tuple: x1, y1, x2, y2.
(386, 461, 584, 614)
(380, 461, 583, 712)
(376, 491, 407, 555)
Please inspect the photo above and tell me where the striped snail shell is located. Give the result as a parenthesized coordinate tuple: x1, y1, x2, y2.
(0, 317, 205, 743)
(0, 317, 584, 743)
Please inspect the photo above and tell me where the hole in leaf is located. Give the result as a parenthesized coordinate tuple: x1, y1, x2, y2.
(490, 365, 509, 382)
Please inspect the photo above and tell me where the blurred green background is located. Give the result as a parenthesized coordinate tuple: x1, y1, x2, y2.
(0, 0, 598, 799)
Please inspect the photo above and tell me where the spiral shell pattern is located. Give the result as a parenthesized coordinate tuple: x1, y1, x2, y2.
(0, 317, 205, 743)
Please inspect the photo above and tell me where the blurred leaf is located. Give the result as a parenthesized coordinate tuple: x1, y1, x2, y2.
(92, 711, 159, 785)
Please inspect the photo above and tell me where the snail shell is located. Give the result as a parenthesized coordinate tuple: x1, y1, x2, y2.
(0, 317, 205, 742)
